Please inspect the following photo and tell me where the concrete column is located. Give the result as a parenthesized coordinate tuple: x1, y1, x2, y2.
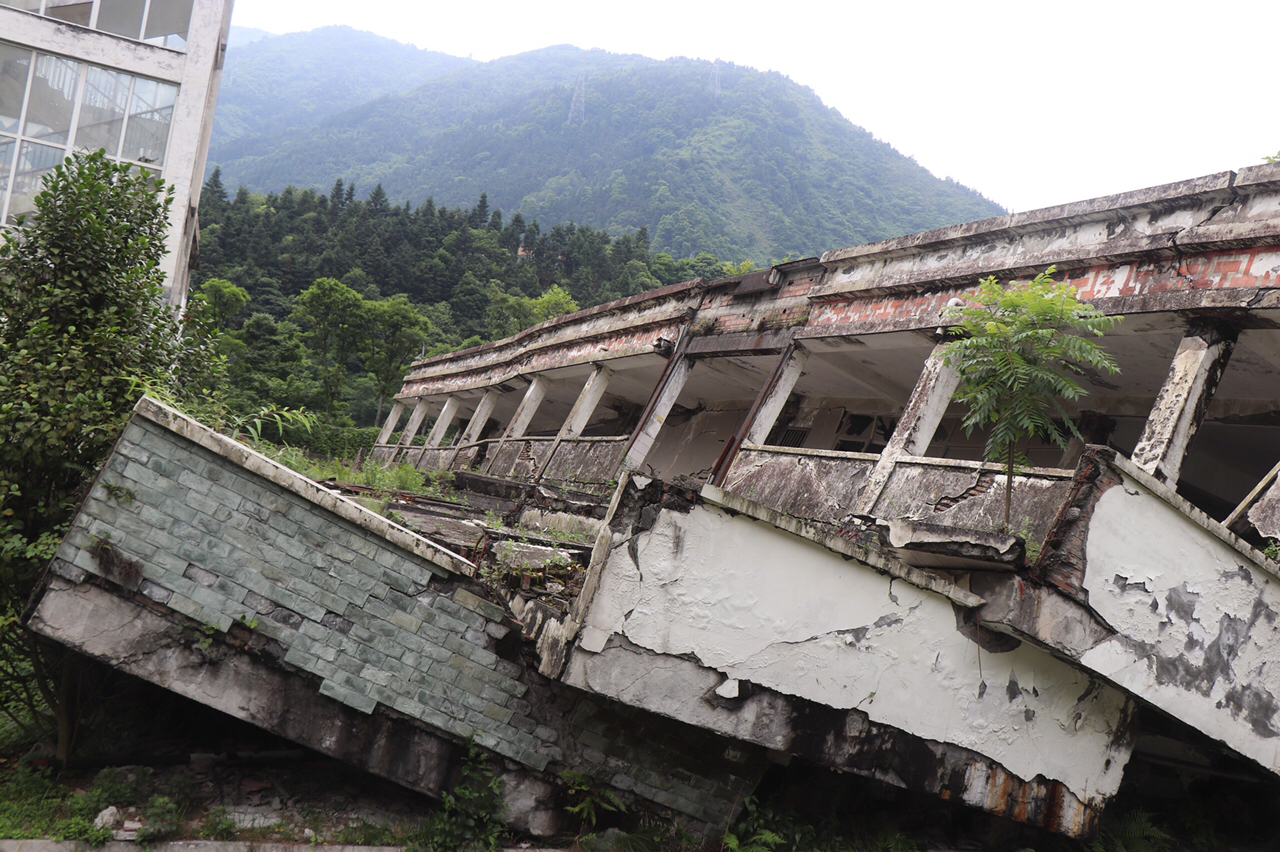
(562, 366, 614, 440)
(483, 376, 551, 474)
(397, 399, 432, 447)
(502, 376, 551, 441)
(425, 396, 462, 449)
(533, 366, 615, 482)
(459, 390, 500, 446)
(852, 345, 960, 515)
(622, 357, 696, 473)
(1130, 323, 1237, 485)
(744, 347, 810, 447)
(376, 401, 406, 445)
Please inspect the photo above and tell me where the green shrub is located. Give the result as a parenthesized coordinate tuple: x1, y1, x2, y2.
(70, 767, 151, 818)
(198, 806, 238, 841)
(280, 422, 383, 458)
(136, 795, 185, 843)
(406, 746, 505, 852)
(53, 816, 112, 846)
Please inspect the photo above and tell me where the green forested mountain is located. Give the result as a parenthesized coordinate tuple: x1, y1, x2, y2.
(195, 174, 742, 427)
(212, 27, 473, 151)
(209, 36, 1004, 264)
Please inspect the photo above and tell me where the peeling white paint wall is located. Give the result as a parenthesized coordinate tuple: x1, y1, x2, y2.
(1081, 471, 1280, 772)
(574, 502, 1133, 805)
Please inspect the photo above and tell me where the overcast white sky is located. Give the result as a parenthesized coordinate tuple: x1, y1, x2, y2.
(230, 0, 1278, 214)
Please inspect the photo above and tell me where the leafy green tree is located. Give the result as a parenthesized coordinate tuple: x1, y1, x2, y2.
(0, 151, 209, 757)
(361, 295, 435, 422)
(193, 277, 250, 329)
(942, 267, 1121, 527)
(224, 313, 317, 413)
(485, 285, 537, 339)
(291, 277, 365, 420)
(531, 283, 580, 324)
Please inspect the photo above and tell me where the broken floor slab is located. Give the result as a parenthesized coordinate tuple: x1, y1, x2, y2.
(562, 477, 1136, 837)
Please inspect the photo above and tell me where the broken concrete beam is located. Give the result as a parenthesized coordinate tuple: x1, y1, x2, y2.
(1130, 322, 1237, 485)
(854, 516, 1026, 571)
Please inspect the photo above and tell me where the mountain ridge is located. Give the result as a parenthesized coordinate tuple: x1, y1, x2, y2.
(209, 32, 1004, 262)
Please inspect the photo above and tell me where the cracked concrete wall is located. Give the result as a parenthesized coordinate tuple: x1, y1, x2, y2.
(566, 481, 1136, 833)
(873, 460, 1075, 547)
(1076, 462, 1280, 774)
(639, 405, 750, 481)
(722, 447, 877, 525)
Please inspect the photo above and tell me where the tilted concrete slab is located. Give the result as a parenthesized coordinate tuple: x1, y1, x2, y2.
(562, 476, 1136, 837)
(28, 399, 771, 835)
(980, 448, 1280, 776)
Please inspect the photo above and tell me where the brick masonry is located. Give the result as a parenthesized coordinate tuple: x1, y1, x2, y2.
(39, 398, 761, 831)
(54, 402, 547, 769)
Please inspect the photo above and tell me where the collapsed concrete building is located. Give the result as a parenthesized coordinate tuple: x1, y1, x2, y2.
(29, 164, 1280, 839)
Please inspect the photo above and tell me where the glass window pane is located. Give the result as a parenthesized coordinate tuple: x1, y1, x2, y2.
(121, 77, 174, 165)
(0, 1, 44, 12)
(0, 137, 14, 198)
(0, 43, 32, 134)
(75, 66, 128, 155)
(96, 0, 145, 40)
(24, 54, 81, 143)
(7, 139, 63, 223)
(144, 0, 193, 50)
(43, 0, 92, 26)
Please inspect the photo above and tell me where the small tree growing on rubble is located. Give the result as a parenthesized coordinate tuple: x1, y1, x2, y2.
(942, 267, 1121, 529)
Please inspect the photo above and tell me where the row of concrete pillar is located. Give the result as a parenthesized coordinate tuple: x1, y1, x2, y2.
(378, 321, 1234, 495)
(378, 366, 618, 477)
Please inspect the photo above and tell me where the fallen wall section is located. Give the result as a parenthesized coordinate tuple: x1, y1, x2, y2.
(29, 399, 766, 833)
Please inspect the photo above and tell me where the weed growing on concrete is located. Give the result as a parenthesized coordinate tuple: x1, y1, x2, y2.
(1263, 539, 1280, 562)
(560, 770, 626, 831)
(101, 483, 137, 505)
(406, 745, 505, 852)
(198, 806, 239, 841)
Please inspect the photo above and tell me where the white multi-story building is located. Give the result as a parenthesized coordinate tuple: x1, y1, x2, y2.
(0, 0, 234, 307)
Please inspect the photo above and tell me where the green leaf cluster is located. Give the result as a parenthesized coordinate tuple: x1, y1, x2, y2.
(943, 268, 1121, 525)
(0, 151, 220, 754)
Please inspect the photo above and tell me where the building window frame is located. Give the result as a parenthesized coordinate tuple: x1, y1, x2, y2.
(0, 40, 173, 223)
(0, 0, 194, 50)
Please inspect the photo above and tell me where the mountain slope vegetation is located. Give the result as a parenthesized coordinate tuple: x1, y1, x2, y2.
(212, 26, 473, 150)
(209, 36, 1004, 263)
